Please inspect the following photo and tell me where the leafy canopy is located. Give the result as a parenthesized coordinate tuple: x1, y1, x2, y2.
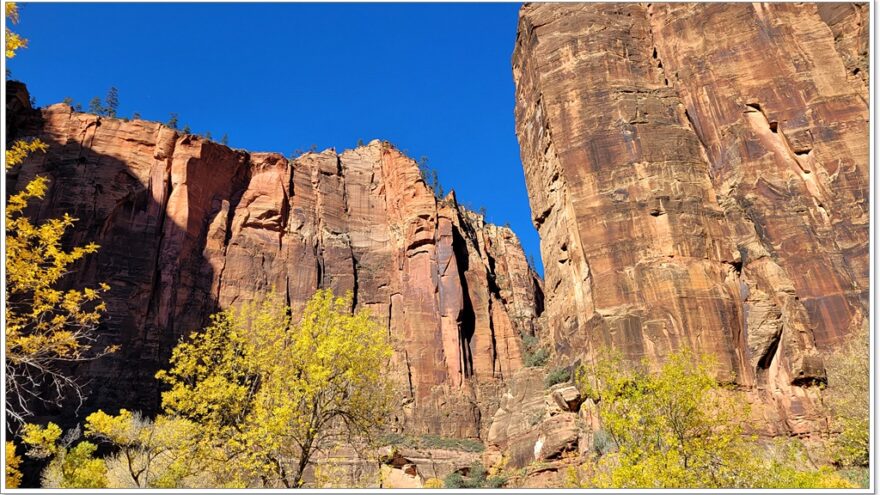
(570, 349, 855, 489)
(824, 322, 869, 468)
(156, 289, 395, 487)
(19, 422, 108, 489)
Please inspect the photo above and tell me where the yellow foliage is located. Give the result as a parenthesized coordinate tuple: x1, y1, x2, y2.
(5, 442, 22, 488)
(83, 409, 204, 488)
(824, 322, 869, 467)
(573, 349, 855, 488)
(424, 477, 444, 488)
(5, 170, 113, 422)
(156, 289, 395, 488)
(6, 138, 47, 170)
(21, 422, 62, 459)
(18, 422, 107, 488)
(51, 442, 107, 489)
(5, 2, 27, 58)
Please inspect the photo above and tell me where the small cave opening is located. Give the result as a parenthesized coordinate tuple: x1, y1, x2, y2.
(730, 259, 743, 275)
(757, 331, 780, 371)
(769, 121, 778, 133)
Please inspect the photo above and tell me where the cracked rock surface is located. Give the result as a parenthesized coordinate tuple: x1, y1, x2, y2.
(513, 3, 868, 436)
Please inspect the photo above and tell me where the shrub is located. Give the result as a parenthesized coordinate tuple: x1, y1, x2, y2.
(524, 347, 550, 367)
(545, 367, 571, 388)
(379, 433, 485, 453)
(591, 429, 613, 456)
(443, 472, 464, 488)
(521, 333, 550, 367)
(442, 463, 504, 488)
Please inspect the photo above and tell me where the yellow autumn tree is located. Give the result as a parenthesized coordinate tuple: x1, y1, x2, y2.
(570, 349, 854, 489)
(5, 1, 113, 426)
(824, 321, 869, 470)
(83, 409, 207, 488)
(19, 422, 107, 488)
(156, 289, 395, 488)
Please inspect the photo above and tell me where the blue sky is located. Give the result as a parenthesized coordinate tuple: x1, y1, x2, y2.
(9, 2, 542, 274)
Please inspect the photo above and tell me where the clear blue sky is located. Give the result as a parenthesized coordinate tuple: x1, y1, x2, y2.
(9, 2, 543, 275)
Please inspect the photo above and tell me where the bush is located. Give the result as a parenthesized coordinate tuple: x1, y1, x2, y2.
(442, 463, 505, 488)
(524, 347, 549, 367)
(521, 333, 550, 367)
(443, 472, 464, 488)
(591, 429, 613, 456)
(545, 367, 571, 388)
(379, 433, 485, 453)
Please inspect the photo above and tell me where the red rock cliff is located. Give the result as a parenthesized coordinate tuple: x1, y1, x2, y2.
(513, 3, 868, 435)
(6, 87, 543, 438)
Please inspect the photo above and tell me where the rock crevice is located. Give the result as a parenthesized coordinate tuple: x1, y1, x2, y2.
(513, 3, 868, 435)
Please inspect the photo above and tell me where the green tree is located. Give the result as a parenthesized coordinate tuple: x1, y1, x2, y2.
(221, 133, 229, 146)
(181, 124, 191, 134)
(87, 96, 104, 115)
(166, 113, 179, 129)
(104, 86, 118, 118)
(156, 289, 395, 487)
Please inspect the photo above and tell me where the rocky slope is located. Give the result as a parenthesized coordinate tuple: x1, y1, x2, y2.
(513, 3, 868, 436)
(6, 82, 543, 438)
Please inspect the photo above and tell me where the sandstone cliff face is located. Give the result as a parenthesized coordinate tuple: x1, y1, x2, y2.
(6, 86, 543, 437)
(513, 3, 868, 435)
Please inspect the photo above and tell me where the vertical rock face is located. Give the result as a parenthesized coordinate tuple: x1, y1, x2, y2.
(7, 88, 543, 437)
(513, 3, 868, 434)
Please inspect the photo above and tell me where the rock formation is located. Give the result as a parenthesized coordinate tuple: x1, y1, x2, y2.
(6, 83, 543, 438)
(513, 3, 868, 435)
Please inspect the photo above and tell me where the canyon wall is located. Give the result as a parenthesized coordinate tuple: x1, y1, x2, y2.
(513, 3, 868, 435)
(6, 83, 543, 438)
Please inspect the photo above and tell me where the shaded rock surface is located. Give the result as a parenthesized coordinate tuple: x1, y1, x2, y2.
(6, 84, 544, 437)
(513, 3, 868, 436)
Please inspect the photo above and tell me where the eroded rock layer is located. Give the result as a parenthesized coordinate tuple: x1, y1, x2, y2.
(6, 87, 543, 437)
(513, 3, 868, 435)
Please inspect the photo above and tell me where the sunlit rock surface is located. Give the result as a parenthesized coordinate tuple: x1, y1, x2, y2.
(513, 2, 868, 436)
(6, 84, 543, 437)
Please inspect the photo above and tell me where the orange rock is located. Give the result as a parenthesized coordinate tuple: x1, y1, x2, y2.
(513, 3, 867, 435)
(6, 84, 543, 436)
